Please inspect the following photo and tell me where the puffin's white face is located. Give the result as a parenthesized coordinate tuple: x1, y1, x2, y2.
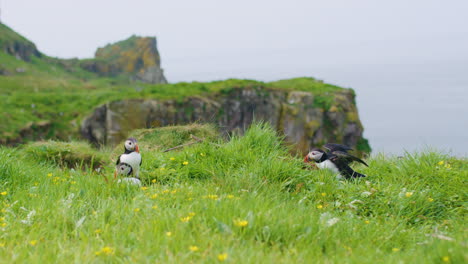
(117, 163, 132, 176)
(308, 150, 324, 161)
(124, 139, 137, 152)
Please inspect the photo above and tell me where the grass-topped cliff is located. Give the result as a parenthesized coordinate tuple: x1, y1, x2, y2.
(0, 124, 465, 262)
(0, 22, 369, 155)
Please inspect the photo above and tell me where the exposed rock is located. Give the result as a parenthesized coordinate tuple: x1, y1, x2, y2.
(81, 87, 368, 154)
(78, 36, 167, 84)
(0, 23, 41, 62)
(2, 121, 52, 146)
(0, 66, 10, 75)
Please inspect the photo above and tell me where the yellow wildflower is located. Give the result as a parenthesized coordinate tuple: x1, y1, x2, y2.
(205, 194, 218, 200)
(180, 216, 191, 222)
(170, 157, 175, 161)
(392, 248, 400, 252)
(95, 246, 115, 256)
(437, 161, 444, 166)
(171, 190, 177, 194)
(101, 247, 114, 255)
(200, 153, 206, 157)
(234, 219, 248, 227)
(0, 242, 5, 247)
(166, 231, 172, 237)
(183, 161, 189, 165)
(1, 223, 7, 227)
(317, 204, 323, 209)
(189, 246, 199, 252)
(445, 164, 451, 169)
(321, 193, 327, 197)
(226, 194, 235, 199)
(150, 194, 158, 199)
(134, 208, 141, 213)
(162, 190, 170, 194)
(405, 192, 413, 198)
(151, 179, 157, 183)
(152, 205, 158, 209)
(29, 240, 38, 246)
(442, 256, 450, 262)
(218, 253, 228, 261)
(428, 197, 434, 202)
(188, 212, 196, 217)
(95, 229, 102, 234)
(0, 192, 7, 196)
(70, 181, 76, 185)
(47, 173, 52, 177)
(364, 220, 370, 224)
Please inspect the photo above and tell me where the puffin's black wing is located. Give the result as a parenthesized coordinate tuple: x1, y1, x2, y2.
(330, 150, 368, 167)
(116, 155, 122, 165)
(328, 157, 365, 179)
(324, 143, 353, 153)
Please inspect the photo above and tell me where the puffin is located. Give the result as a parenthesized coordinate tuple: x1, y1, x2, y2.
(304, 143, 368, 179)
(115, 162, 141, 186)
(115, 138, 142, 179)
(115, 162, 133, 176)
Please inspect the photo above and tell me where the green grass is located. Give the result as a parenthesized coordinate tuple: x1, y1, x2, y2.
(0, 124, 465, 263)
(23, 141, 109, 170)
(0, 23, 33, 47)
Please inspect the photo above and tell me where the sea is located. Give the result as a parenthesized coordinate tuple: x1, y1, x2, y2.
(167, 59, 467, 157)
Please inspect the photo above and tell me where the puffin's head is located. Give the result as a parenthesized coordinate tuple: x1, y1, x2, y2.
(304, 148, 325, 162)
(124, 138, 139, 153)
(116, 162, 133, 176)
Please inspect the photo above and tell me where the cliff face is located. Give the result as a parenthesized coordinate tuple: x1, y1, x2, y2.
(79, 36, 167, 84)
(0, 23, 41, 62)
(81, 86, 369, 154)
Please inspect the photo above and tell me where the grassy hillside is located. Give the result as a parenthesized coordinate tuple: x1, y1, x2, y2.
(0, 124, 465, 263)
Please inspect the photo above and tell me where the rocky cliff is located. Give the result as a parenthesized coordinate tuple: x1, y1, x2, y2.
(0, 23, 41, 62)
(81, 84, 370, 154)
(78, 36, 167, 84)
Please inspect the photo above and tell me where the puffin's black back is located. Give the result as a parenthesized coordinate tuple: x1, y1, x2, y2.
(324, 143, 353, 152)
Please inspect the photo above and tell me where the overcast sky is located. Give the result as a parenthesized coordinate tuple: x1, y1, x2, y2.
(2, 0, 467, 82)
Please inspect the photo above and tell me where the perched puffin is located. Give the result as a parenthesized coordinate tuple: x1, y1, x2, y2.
(304, 143, 368, 179)
(115, 138, 142, 179)
(115, 162, 142, 186)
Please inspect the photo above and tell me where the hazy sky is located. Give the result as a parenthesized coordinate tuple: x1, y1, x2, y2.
(2, 0, 467, 82)
(2, 0, 468, 155)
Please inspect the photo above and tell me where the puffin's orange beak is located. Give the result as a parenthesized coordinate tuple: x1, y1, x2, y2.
(304, 155, 309, 162)
(135, 144, 140, 153)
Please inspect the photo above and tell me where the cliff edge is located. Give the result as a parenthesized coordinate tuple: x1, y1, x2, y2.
(79, 36, 167, 84)
(80, 79, 371, 155)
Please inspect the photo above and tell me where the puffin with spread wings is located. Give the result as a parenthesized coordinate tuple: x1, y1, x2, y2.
(304, 143, 368, 179)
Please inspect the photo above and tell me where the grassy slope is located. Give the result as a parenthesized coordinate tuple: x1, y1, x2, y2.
(0, 124, 465, 263)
